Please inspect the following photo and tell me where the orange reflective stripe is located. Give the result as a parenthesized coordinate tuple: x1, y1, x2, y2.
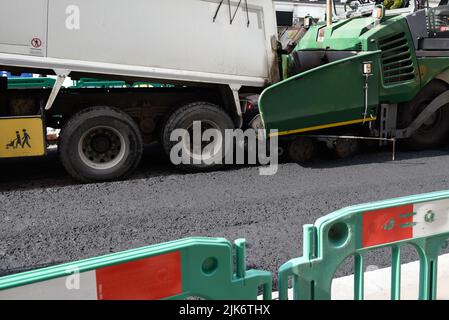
(96, 251, 182, 300)
(362, 204, 414, 248)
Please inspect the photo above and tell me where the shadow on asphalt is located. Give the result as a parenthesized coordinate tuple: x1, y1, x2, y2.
(0, 143, 174, 191)
(1, 141, 449, 192)
(288, 141, 449, 170)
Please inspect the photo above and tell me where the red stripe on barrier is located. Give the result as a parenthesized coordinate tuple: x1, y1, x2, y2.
(96, 251, 182, 300)
(362, 204, 414, 248)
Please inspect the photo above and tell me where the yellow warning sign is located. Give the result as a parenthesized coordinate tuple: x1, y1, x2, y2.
(0, 117, 45, 158)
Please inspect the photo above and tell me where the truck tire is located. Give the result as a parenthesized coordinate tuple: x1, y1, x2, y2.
(334, 135, 360, 159)
(59, 107, 143, 182)
(400, 81, 449, 150)
(288, 137, 315, 163)
(162, 102, 235, 172)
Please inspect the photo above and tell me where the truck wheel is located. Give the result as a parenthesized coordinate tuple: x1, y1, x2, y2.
(334, 136, 360, 159)
(59, 107, 143, 182)
(400, 81, 449, 150)
(288, 137, 315, 163)
(162, 102, 234, 172)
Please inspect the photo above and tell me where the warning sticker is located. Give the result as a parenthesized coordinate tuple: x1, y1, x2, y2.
(31, 38, 42, 48)
(0, 117, 46, 158)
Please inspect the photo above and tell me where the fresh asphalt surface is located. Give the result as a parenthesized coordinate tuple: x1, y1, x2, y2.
(1, 143, 449, 290)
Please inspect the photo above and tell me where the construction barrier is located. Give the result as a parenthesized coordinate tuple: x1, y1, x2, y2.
(3, 190, 449, 300)
(0, 237, 272, 300)
(278, 189, 449, 300)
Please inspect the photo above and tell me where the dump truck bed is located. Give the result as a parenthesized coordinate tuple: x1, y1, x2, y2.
(0, 0, 278, 87)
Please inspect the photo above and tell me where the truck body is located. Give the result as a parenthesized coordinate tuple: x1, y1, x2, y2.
(0, 0, 279, 182)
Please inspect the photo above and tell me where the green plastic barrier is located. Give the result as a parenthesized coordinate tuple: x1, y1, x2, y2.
(279, 189, 449, 300)
(0, 237, 271, 300)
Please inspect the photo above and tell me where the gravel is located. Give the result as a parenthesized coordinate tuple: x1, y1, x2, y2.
(1, 144, 449, 288)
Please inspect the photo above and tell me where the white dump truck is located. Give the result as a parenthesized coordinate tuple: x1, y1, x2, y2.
(0, 0, 279, 182)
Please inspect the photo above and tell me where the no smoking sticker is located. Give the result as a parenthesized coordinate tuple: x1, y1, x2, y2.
(31, 38, 42, 48)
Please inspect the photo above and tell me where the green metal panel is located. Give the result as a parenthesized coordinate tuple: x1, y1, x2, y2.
(297, 17, 376, 51)
(0, 237, 271, 300)
(305, 15, 421, 103)
(297, 15, 406, 52)
(259, 13, 430, 137)
(370, 18, 421, 102)
(7, 77, 172, 90)
(7, 78, 56, 89)
(72, 78, 128, 88)
(259, 51, 380, 135)
(133, 82, 173, 88)
(71, 78, 171, 89)
(417, 57, 449, 89)
(279, 189, 449, 300)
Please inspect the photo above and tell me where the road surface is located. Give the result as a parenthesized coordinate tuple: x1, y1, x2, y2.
(1, 144, 449, 289)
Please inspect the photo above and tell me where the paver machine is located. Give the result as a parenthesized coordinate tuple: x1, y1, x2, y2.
(259, 0, 449, 160)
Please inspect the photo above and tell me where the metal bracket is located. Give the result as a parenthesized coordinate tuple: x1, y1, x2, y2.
(229, 84, 243, 128)
(213, 0, 250, 27)
(362, 61, 373, 124)
(379, 104, 397, 146)
(44, 69, 70, 111)
(395, 90, 449, 139)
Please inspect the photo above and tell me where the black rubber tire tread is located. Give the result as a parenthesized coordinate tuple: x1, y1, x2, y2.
(401, 81, 449, 150)
(59, 106, 143, 183)
(162, 102, 234, 172)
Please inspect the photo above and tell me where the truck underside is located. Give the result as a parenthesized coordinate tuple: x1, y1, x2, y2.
(0, 75, 263, 182)
(1, 82, 229, 144)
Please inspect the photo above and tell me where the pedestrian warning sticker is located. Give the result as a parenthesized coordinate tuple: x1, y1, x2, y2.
(0, 117, 45, 158)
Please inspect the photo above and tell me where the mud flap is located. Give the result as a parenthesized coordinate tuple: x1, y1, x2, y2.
(259, 51, 381, 137)
(0, 116, 46, 158)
